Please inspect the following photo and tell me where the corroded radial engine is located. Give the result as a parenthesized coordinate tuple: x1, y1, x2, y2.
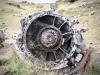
(14, 7, 91, 74)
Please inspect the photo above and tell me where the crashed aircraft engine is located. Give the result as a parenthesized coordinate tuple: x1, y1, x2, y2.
(14, 6, 91, 74)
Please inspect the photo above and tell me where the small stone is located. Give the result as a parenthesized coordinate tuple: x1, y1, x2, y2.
(74, 5, 79, 8)
(0, 44, 4, 48)
(97, 10, 100, 12)
(4, 28, 7, 33)
(90, 11, 95, 15)
(2, 23, 5, 24)
(90, 7, 94, 9)
(96, 16, 100, 19)
(78, 14, 81, 17)
(88, 42, 93, 44)
(97, 45, 100, 49)
(83, 2, 88, 6)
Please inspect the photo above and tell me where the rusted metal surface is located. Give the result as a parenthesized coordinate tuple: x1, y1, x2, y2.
(67, 50, 91, 75)
(13, 6, 90, 73)
(37, 26, 63, 52)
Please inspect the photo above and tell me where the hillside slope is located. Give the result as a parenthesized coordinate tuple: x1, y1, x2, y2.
(0, 0, 100, 75)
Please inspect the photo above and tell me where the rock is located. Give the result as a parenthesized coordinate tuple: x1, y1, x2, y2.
(97, 45, 100, 49)
(0, 30, 5, 48)
(0, 30, 5, 41)
(78, 14, 81, 17)
(90, 9, 100, 15)
(79, 2, 88, 7)
(74, 5, 79, 8)
(90, 7, 94, 9)
(97, 10, 100, 12)
(2, 23, 5, 24)
(3, 28, 8, 33)
(88, 42, 93, 44)
(0, 44, 4, 48)
(63, 68, 71, 74)
(96, 16, 100, 19)
(0, 66, 9, 75)
(13, 14, 23, 17)
(90, 11, 95, 15)
(88, 1, 93, 4)
(82, 2, 88, 6)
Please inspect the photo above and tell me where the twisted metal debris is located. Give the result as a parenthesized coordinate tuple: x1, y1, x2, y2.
(14, 6, 91, 75)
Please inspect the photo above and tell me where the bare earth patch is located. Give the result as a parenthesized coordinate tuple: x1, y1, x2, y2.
(0, 30, 20, 60)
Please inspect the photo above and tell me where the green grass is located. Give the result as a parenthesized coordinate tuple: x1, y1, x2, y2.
(0, 48, 100, 75)
(0, 14, 21, 29)
(0, 47, 62, 75)
(2, 50, 26, 75)
(84, 53, 100, 75)
(0, 60, 8, 66)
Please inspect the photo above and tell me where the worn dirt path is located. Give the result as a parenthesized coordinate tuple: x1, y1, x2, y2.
(0, 29, 20, 60)
(0, 29, 20, 75)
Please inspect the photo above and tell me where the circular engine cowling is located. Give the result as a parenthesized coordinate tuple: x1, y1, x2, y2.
(15, 9, 88, 70)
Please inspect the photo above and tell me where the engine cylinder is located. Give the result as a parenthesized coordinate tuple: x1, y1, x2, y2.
(15, 8, 88, 70)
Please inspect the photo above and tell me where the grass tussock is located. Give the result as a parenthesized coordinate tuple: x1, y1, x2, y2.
(20, 1, 35, 6)
(1, 50, 100, 75)
(35, 4, 43, 8)
(0, 48, 61, 75)
(84, 53, 100, 75)
(0, 60, 8, 66)
(2, 51, 25, 75)
(6, 2, 20, 8)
